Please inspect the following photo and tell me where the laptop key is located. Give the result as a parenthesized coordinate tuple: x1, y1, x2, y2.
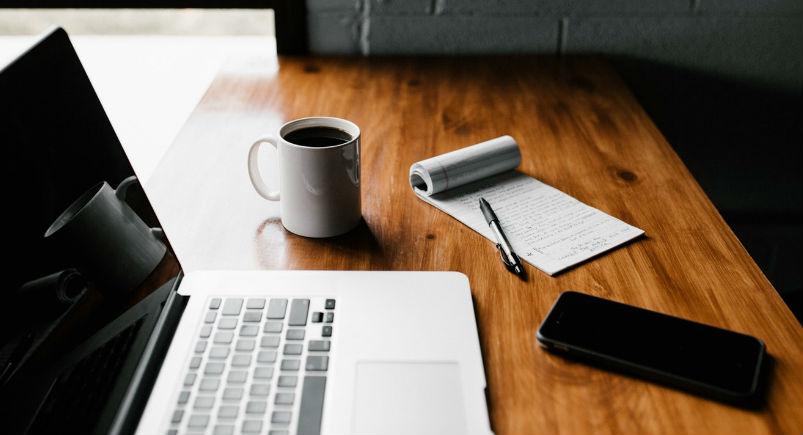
(199, 378, 220, 391)
(222, 298, 243, 316)
(205, 311, 217, 323)
(232, 354, 252, 367)
(227, 370, 248, 384)
(311, 312, 323, 323)
(267, 299, 288, 319)
(288, 299, 310, 326)
(269, 431, 289, 435)
(242, 420, 263, 433)
(275, 392, 295, 405)
(222, 387, 243, 400)
(245, 400, 267, 414)
(171, 409, 183, 424)
(213, 425, 234, 435)
(195, 340, 207, 353)
(325, 299, 336, 309)
(271, 411, 292, 424)
(286, 329, 305, 340)
(209, 298, 221, 309)
(298, 376, 327, 435)
(250, 383, 270, 396)
(257, 350, 277, 363)
(218, 405, 239, 419)
(194, 395, 215, 409)
(306, 356, 329, 371)
(209, 346, 230, 359)
(214, 331, 234, 344)
(218, 317, 237, 329)
(283, 343, 303, 355)
(177, 390, 190, 404)
(184, 373, 196, 387)
(236, 339, 255, 351)
(199, 325, 212, 338)
(205, 362, 224, 375)
(281, 359, 300, 371)
(264, 322, 283, 334)
(189, 356, 202, 369)
(308, 340, 330, 352)
(254, 366, 274, 379)
(322, 326, 332, 337)
(277, 375, 297, 388)
(324, 312, 334, 323)
(188, 414, 209, 428)
(246, 298, 265, 309)
(261, 335, 280, 348)
(240, 325, 259, 337)
(243, 310, 262, 322)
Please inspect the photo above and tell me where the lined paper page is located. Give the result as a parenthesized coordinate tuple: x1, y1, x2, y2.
(416, 171, 644, 275)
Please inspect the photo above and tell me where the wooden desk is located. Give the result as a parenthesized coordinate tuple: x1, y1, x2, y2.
(147, 56, 803, 434)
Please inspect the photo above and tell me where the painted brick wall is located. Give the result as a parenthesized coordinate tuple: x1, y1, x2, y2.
(306, 0, 803, 92)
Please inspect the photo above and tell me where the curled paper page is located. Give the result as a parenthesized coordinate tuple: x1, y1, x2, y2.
(409, 135, 521, 196)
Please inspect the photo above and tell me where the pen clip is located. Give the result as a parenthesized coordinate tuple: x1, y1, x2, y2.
(496, 243, 515, 267)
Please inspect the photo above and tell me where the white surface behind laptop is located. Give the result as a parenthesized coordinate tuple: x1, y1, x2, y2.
(0, 34, 276, 183)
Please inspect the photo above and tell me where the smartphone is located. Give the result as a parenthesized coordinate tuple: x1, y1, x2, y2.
(536, 291, 766, 404)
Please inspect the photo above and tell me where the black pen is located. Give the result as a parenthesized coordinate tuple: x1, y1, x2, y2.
(479, 197, 525, 276)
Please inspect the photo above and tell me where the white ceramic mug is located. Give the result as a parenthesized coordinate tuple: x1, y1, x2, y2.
(44, 176, 166, 293)
(248, 117, 361, 238)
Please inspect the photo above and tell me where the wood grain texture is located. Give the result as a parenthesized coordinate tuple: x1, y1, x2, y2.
(147, 56, 803, 434)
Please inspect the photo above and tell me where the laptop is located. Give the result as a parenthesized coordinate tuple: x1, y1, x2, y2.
(0, 27, 492, 435)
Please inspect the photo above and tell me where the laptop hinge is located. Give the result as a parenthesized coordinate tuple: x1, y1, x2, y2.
(108, 274, 188, 435)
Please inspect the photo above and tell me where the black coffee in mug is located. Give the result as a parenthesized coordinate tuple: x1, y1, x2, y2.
(283, 126, 352, 147)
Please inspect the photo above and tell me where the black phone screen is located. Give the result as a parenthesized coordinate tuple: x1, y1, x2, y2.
(538, 291, 765, 396)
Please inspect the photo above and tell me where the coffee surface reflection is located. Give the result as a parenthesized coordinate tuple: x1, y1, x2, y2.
(284, 126, 352, 148)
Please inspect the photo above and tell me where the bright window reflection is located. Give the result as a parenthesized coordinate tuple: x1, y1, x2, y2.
(0, 8, 273, 36)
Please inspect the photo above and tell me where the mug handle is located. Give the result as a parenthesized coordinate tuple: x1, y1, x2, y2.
(114, 176, 166, 247)
(115, 175, 139, 201)
(248, 137, 280, 201)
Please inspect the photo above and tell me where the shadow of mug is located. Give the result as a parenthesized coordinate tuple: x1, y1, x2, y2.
(44, 176, 166, 295)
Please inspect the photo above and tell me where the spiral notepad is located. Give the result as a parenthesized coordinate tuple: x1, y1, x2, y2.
(409, 136, 644, 275)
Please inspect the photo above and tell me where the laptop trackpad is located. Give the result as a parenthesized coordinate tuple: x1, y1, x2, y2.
(352, 361, 467, 435)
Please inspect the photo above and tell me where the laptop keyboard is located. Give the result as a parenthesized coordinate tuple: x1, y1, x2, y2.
(168, 297, 335, 435)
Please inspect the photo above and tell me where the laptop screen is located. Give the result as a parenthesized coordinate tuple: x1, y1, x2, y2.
(0, 28, 179, 389)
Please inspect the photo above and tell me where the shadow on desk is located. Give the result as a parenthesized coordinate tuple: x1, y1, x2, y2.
(255, 218, 388, 269)
(610, 56, 803, 324)
(537, 342, 776, 411)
